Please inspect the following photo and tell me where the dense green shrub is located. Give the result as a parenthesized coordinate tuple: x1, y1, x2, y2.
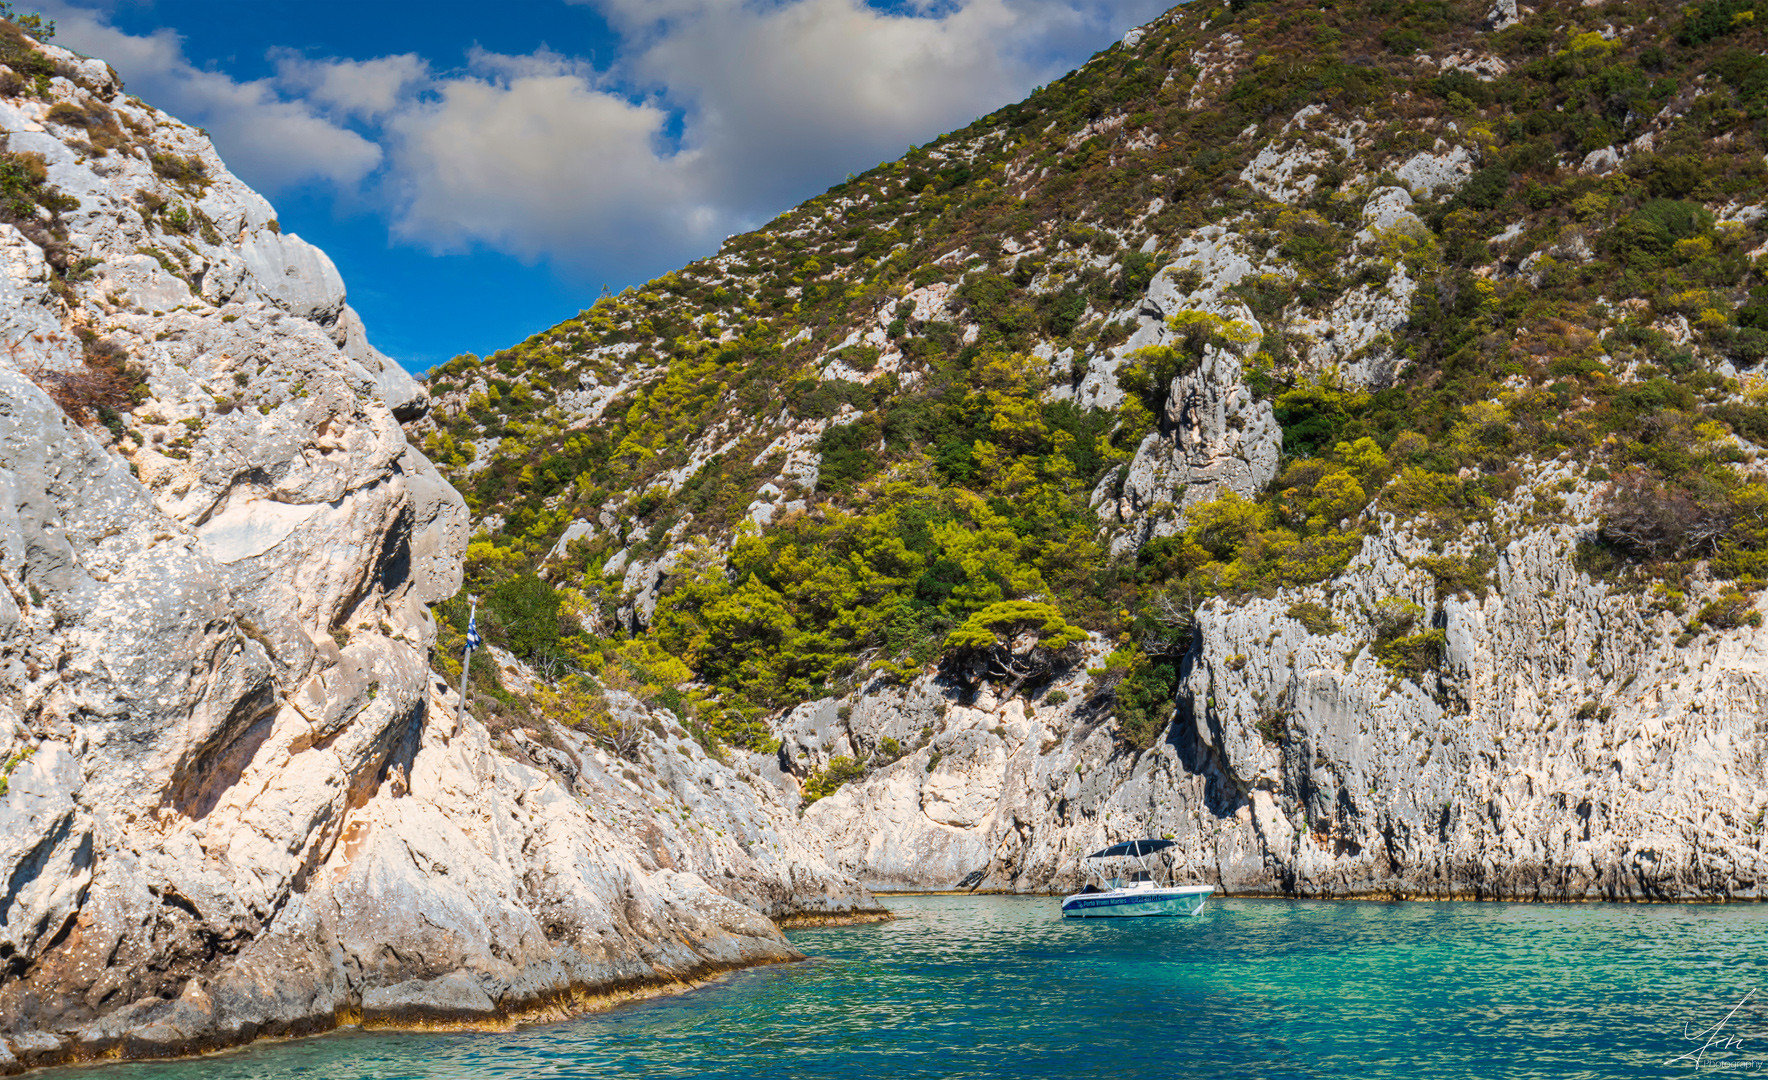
(1374, 630, 1446, 681)
(1696, 591, 1763, 631)
(486, 572, 564, 661)
(1415, 550, 1497, 600)
(1679, 0, 1764, 45)
(1287, 601, 1340, 635)
(1114, 653, 1180, 750)
(0, 144, 70, 221)
(816, 420, 876, 493)
(788, 378, 870, 420)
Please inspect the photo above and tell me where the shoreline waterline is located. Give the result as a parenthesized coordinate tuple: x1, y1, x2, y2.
(15, 952, 808, 1076)
(868, 887, 1768, 903)
(10, 899, 903, 1076)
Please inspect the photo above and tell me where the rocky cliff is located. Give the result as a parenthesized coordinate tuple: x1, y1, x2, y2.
(781, 480, 1768, 900)
(0, 27, 875, 1074)
(420, 0, 1768, 910)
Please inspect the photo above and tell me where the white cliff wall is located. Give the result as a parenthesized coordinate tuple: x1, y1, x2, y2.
(0, 36, 869, 1073)
(780, 476, 1768, 902)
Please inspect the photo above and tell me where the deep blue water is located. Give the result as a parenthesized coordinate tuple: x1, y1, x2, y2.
(42, 895, 1768, 1079)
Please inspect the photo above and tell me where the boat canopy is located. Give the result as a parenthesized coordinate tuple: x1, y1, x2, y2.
(1084, 838, 1176, 860)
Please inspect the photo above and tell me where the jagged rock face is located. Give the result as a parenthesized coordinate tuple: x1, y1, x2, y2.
(1098, 345, 1281, 553)
(0, 72, 423, 418)
(781, 469, 1768, 901)
(485, 677, 881, 924)
(0, 36, 872, 1072)
(407, 0, 1768, 918)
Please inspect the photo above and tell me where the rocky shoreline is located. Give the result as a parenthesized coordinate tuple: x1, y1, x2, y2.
(3, 953, 811, 1075)
(773, 525, 1768, 907)
(0, 36, 883, 1073)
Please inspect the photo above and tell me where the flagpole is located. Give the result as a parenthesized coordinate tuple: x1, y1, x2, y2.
(458, 597, 477, 727)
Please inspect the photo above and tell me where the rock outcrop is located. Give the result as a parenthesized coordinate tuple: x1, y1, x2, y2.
(0, 31, 874, 1073)
(779, 466, 1768, 902)
(1099, 344, 1282, 552)
(408, 0, 1768, 912)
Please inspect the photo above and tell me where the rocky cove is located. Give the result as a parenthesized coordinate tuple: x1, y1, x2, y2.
(3, 0, 1768, 1072)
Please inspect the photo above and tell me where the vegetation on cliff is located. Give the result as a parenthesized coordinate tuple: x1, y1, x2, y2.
(418, 0, 1768, 765)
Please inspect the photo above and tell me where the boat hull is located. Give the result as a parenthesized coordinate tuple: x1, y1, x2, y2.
(1060, 885, 1213, 918)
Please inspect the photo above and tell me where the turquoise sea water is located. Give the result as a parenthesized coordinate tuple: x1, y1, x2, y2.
(42, 895, 1768, 1079)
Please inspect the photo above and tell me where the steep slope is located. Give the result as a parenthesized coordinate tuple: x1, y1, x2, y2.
(0, 23, 874, 1074)
(425, 0, 1768, 901)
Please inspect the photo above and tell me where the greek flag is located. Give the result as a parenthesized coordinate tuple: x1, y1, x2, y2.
(465, 606, 481, 651)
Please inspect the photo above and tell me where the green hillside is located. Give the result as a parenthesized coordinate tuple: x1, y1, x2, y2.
(417, 0, 1768, 755)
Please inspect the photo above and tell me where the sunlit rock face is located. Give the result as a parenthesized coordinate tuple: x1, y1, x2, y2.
(0, 33, 876, 1073)
(783, 491, 1768, 905)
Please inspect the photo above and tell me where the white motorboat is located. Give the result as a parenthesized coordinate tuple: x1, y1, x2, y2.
(1060, 838, 1214, 918)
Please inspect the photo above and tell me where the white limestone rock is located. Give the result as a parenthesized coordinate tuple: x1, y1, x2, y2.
(1095, 345, 1281, 553)
(1393, 143, 1477, 196)
(0, 41, 874, 1071)
(1353, 187, 1425, 247)
(784, 470, 1768, 904)
(0, 225, 75, 373)
(1484, 0, 1521, 30)
(1292, 263, 1419, 387)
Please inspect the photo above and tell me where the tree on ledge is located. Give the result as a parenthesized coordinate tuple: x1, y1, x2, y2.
(942, 600, 1088, 696)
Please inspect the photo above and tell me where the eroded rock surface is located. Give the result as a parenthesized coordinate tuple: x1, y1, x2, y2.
(1100, 345, 1282, 553)
(0, 36, 872, 1073)
(782, 469, 1768, 903)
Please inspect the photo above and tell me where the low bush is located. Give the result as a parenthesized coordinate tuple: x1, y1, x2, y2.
(803, 755, 865, 802)
(1287, 601, 1339, 634)
(1369, 597, 1424, 639)
(149, 151, 207, 185)
(1111, 649, 1180, 750)
(1415, 549, 1497, 600)
(1696, 591, 1762, 631)
(27, 331, 145, 432)
(1594, 468, 1730, 561)
(1373, 630, 1446, 681)
(485, 572, 565, 660)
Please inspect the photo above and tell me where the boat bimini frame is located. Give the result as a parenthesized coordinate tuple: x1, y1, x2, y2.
(1075, 838, 1181, 891)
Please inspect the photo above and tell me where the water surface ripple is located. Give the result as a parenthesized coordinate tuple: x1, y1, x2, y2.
(43, 896, 1768, 1079)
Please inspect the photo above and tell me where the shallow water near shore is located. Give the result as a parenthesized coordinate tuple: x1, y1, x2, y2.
(40, 894, 1768, 1079)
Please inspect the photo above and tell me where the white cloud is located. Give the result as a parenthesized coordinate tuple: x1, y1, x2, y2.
(627, 0, 1059, 207)
(40, 1, 383, 190)
(382, 52, 704, 263)
(273, 52, 429, 121)
(375, 0, 1168, 268)
(38, 0, 1168, 272)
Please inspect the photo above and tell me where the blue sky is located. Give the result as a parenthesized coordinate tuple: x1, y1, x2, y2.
(39, 0, 1169, 373)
